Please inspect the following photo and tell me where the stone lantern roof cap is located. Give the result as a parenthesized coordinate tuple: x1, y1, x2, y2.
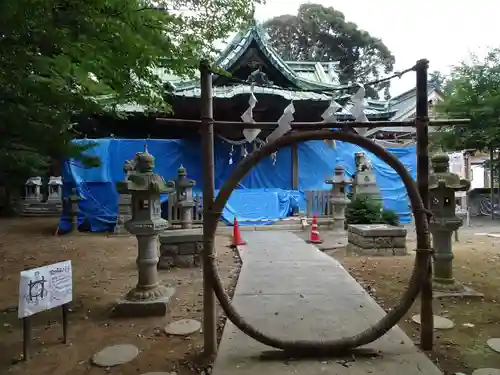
(178, 165, 187, 176)
(429, 152, 470, 191)
(135, 145, 155, 173)
(431, 152, 449, 164)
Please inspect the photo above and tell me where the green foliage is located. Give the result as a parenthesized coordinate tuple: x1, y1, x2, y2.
(263, 4, 395, 99)
(0, 0, 258, 192)
(346, 196, 400, 226)
(380, 209, 400, 226)
(434, 48, 500, 152)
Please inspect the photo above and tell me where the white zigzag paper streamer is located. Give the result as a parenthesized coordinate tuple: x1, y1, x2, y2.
(350, 85, 369, 135)
(241, 90, 260, 143)
(321, 98, 341, 149)
(267, 102, 295, 143)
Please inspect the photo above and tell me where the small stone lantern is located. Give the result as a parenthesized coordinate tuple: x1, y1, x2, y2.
(65, 188, 82, 232)
(325, 165, 352, 230)
(115, 145, 175, 316)
(167, 165, 196, 229)
(429, 153, 470, 291)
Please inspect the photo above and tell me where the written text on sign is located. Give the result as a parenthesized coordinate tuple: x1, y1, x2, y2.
(18, 260, 73, 318)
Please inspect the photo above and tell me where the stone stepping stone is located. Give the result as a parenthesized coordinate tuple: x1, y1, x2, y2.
(411, 314, 455, 329)
(164, 319, 201, 336)
(487, 338, 500, 353)
(92, 344, 139, 367)
(473, 369, 500, 375)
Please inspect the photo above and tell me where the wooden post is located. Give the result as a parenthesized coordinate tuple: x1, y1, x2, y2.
(22, 316, 32, 361)
(490, 147, 495, 220)
(415, 58, 434, 351)
(199, 60, 217, 356)
(62, 303, 69, 344)
(291, 144, 299, 189)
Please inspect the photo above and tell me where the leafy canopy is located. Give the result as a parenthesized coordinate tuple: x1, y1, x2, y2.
(0, 0, 257, 188)
(434, 48, 500, 151)
(263, 4, 395, 99)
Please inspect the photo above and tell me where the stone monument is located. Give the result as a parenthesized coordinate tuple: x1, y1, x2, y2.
(352, 152, 381, 202)
(25, 177, 42, 202)
(167, 165, 196, 229)
(325, 165, 351, 230)
(47, 176, 63, 203)
(114, 193, 132, 234)
(428, 153, 471, 292)
(114, 145, 175, 316)
(22, 176, 62, 216)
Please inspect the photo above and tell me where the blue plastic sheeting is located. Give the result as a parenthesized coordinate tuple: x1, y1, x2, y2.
(59, 137, 416, 232)
(219, 188, 305, 226)
(298, 140, 416, 223)
(59, 138, 300, 232)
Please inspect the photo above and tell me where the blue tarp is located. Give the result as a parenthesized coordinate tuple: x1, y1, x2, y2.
(59, 137, 416, 232)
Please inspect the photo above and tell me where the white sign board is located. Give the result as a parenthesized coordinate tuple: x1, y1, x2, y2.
(18, 261, 73, 319)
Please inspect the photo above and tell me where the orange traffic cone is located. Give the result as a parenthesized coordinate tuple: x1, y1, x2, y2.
(232, 217, 246, 247)
(307, 215, 323, 244)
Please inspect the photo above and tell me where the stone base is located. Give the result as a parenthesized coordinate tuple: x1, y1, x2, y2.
(113, 286, 176, 317)
(346, 224, 408, 256)
(346, 243, 408, 256)
(21, 202, 62, 216)
(159, 229, 202, 269)
(433, 281, 484, 299)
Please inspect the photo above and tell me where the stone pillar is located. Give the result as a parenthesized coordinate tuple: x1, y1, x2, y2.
(352, 152, 381, 202)
(134, 235, 161, 290)
(325, 165, 352, 230)
(167, 166, 196, 229)
(114, 146, 175, 317)
(429, 153, 470, 292)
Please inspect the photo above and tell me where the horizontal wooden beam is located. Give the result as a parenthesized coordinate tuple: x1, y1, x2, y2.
(153, 117, 470, 130)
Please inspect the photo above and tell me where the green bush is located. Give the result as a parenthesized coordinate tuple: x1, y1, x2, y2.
(345, 196, 400, 227)
(379, 208, 400, 226)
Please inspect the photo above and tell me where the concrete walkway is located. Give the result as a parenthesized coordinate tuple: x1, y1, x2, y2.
(212, 231, 442, 375)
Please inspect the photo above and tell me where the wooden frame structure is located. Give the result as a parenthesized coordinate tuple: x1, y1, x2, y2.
(174, 58, 470, 356)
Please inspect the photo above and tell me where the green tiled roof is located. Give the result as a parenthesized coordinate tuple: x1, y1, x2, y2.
(213, 25, 342, 91)
(116, 22, 433, 124)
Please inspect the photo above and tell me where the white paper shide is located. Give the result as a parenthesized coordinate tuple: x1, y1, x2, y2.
(18, 260, 73, 318)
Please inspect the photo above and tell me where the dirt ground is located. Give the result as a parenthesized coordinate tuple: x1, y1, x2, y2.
(0, 217, 239, 375)
(332, 231, 500, 374)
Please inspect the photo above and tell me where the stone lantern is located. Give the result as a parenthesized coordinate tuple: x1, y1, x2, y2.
(325, 165, 352, 230)
(429, 153, 470, 291)
(65, 188, 82, 232)
(114, 145, 175, 316)
(167, 165, 196, 229)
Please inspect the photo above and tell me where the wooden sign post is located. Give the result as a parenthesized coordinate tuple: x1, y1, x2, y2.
(18, 260, 73, 361)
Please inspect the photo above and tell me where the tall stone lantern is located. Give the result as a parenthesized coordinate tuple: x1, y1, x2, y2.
(429, 153, 470, 291)
(114, 145, 175, 316)
(325, 165, 352, 230)
(167, 165, 196, 229)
